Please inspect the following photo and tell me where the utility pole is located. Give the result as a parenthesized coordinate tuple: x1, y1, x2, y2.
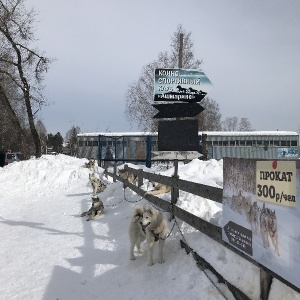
(178, 33, 183, 68)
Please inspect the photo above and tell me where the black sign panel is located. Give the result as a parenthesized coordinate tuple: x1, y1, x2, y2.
(158, 120, 198, 151)
(224, 221, 253, 256)
(152, 103, 204, 119)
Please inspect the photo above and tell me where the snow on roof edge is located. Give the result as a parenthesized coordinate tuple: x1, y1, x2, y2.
(77, 131, 298, 137)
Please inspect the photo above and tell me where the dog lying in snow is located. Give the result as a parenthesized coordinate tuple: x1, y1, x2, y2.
(118, 169, 138, 186)
(81, 197, 104, 221)
(145, 182, 171, 196)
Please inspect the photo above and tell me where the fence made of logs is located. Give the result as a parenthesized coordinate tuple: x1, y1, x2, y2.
(104, 163, 300, 300)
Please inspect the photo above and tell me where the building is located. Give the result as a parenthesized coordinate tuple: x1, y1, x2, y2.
(77, 131, 299, 166)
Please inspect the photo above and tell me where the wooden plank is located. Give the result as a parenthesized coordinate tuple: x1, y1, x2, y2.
(125, 165, 223, 203)
(177, 179, 223, 203)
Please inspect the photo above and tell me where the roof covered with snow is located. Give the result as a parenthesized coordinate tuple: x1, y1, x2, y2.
(78, 131, 298, 137)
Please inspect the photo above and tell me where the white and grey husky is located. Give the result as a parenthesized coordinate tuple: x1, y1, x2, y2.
(85, 158, 96, 170)
(129, 205, 169, 266)
(89, 173, 106, 195)
(260, 202, 280, 256)
(81, 197, 104, 221)
(145, 182, 171, 196)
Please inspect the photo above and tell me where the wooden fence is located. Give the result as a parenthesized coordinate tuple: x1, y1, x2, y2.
(104, 163, 300, 300)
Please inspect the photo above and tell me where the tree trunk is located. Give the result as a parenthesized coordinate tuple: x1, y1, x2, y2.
(24, 90, 41, 158)
(0, 84, 30, 158)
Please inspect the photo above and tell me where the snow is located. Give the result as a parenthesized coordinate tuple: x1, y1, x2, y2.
(0, 155, 299, 300)
(77, 130, 298, 137)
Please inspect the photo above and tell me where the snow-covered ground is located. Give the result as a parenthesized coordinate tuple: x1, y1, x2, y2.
(0, 155, 299, 300)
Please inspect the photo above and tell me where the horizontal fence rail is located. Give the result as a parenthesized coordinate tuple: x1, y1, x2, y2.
(103, 164, 300, 300)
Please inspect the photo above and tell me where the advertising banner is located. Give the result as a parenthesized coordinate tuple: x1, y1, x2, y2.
(222, 158, 300, 289)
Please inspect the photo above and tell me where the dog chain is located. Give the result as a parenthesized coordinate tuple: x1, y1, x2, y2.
(123, 188, 145, 203)
(173, 216, 229, 300)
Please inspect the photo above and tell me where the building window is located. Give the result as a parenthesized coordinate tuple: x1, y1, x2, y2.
(291, 140, 298, 146)
(273, 140, 279, 146)
(230, 141, 235, 146)
(246, 141, 252, 146)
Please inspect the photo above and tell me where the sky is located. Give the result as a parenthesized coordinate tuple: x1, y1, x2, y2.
(1, 155, 300, 299)
(25, 0, 300, 138)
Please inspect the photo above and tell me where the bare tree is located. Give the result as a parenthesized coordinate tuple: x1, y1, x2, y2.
(125, 24, 202, 131)
(222, 117, 254, 131)
(239, 117, 254, 131)
(0, 0, 52, 158)
(65, 126, 81, 156)
(222, 117, 239, 131)
(197, 97, 222, 131)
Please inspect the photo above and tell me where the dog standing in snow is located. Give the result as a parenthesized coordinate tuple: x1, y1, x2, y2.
(129, 205, 169, 266)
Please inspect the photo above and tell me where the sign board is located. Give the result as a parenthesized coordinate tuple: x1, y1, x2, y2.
(224, 221, 253, 256)
(154, 68, 212, 102)
(152, 151, 202, 160)
(152, 103, 204, 119)
(256, 160, 296, 207)
(222, 158, 300, 289)
(158, 120, 198, 151)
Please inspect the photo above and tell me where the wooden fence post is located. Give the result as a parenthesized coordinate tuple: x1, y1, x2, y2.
(171, 160, 179, 204)
(138, 169, 143, 187)
(113, 163, 117, 182)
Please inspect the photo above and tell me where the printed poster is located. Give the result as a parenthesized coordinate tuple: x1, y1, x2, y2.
(222, 158, 300, 289)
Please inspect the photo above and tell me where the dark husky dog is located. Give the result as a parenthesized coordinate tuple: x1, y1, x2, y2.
(260, 203, 270, 249)
(118, 169, 138, 186)
(268, 209, 280, 256)
(81, 197, 104, 221)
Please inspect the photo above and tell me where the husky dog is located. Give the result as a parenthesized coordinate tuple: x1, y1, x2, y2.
(85, 159, 96, 170)
(241, 194, 252, 222)
(249, 201, 260, 234)
(81, 197, 104, 221)
(230, 188, 244, 214)
(141, 206, 169, 266)
(118, 169, 138, 186)
(268, 209, 280, 256)
(89, 173, 106, 195)
(260, 203, 270, 249)
(129, 206, 146, 260)
(145, 182, 171, 196)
